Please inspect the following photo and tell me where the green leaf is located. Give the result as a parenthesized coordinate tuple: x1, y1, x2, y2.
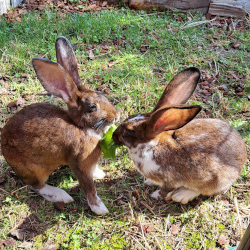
(100, 124, 121, 160)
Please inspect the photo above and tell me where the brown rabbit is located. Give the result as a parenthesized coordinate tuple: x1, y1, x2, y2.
(113, 67, 247, 204)
(1, 36, 119, 215)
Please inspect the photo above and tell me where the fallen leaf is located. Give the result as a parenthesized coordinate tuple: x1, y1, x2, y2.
(136, 224, 151, 235)
(171, 224, 179, 235)
(176, 16, 182, 22)
(69, 207, 78, 214)
(94, 75, 102, 79)
(16, 17, 22, 23)
(54, 202, 65, 211)
(7, 100, 17, 108)
(102, 45, 109, 50)
(140, 46, 147, 52)
(3, 238, 16, 247)
(100, 49, 108, 53)
(18, 241, 33, 248)
(200, 81, 209, 86)
(218, 235, 227, 245)
(42, 245, 57, 250)
(236, 92, 244, 96)
(9, 229, 25, 240)
(0, 178, 6, 184)
(231, 42, 240, 49)
(132, 189, 140, 199)
(96, 85, 107, 91)
(205, 13, 211, 20)
(88, 50, 95, 60)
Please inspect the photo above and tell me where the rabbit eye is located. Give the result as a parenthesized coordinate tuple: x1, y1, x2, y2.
(87, 103, 97, 112)
(126, 129, 135, 136)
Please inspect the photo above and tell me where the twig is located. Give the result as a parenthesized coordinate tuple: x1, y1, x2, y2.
(139, 216, 150, 250)
(128, 202, 135, 220)
(234, 196, 243, 237)
(130, 235, 146, 250)
(171, 18, 216, 31)
(11, 185, 28, 195)
(0, 188, 10, 195)
(154, 235, 163, 250)
(140, 201, 156, 216)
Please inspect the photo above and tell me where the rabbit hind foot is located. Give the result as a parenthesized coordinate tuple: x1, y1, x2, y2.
(171, 187, 200, 204)
(31, 184, 74, 203)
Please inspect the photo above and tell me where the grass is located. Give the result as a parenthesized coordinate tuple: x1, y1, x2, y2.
(0, 6, 250, 249)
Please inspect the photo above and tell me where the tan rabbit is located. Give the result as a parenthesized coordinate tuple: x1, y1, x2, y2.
(113, 67, 247, 204)
(1, 36, 119, 215)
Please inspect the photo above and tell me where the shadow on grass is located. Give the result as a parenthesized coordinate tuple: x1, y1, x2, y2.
(2, 134, 247, 249)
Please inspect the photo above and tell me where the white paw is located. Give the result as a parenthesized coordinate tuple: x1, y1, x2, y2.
(150, 190, 162, 200)
(171, 187, 200, 204)
(165, 190, 174, 200)
(144, 179, 154, 186)
(92, 166, 106, 179)
(32, 184, 74, 203)
(88, 196, 109, 215)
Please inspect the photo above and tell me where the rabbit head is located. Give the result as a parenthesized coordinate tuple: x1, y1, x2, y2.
(32, 36, 118, 132)
(113, 67, 201, 147)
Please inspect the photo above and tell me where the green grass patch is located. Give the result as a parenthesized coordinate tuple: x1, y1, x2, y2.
(0, 7, 249, 249)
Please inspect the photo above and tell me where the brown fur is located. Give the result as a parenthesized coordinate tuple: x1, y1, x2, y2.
(1, 37, 118, 214)
(113, 67, 247, 203)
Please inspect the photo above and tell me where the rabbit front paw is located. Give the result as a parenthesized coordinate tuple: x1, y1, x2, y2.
(144, 179, 154, 186)
(171, 187, 200, 204)
(150, 190, 162, 200)
(32, 184, 74, 203)
(88, 196, 109, 215)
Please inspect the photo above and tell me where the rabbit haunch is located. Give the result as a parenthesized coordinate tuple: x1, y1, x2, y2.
(1, 36, 118, 215)
(113, 67, 247, 204)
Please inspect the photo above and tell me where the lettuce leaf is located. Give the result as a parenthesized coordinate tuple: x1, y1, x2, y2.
(100, 124, 120, 160)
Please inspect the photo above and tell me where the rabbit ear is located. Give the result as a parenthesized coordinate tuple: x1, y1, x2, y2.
(153, 67, 200, 112)
(147, 105, 201, 135)
(55, 36, 82, 88)
(32, 58, 79, 107)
